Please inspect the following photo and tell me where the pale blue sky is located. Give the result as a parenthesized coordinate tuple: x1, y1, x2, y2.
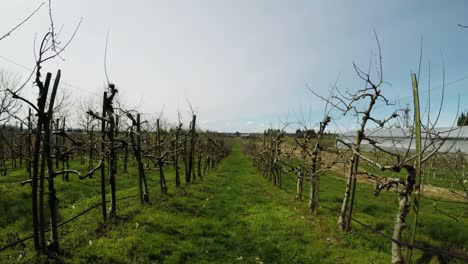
(0, 0, 467, 132)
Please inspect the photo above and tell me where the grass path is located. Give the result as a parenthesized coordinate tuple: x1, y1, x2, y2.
(165, 141, 337, 263)
(2, 142, 397, 263)
(3, 141, 466, 263)
(109, 141, 340, 263)
(75, 141, 345, 263)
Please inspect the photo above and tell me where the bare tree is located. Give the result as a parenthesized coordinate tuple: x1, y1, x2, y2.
(6, 4, 81, 251)
(308, 32, 399, 231)
(88, 85, 119, 218)
(125, 112, 150, 204)
(0, 69, 21, 124)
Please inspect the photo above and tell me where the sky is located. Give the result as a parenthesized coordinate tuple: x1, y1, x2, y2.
(0, 0, 467, 132)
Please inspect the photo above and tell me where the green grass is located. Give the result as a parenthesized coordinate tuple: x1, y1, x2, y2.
(243, 139, 467, 263)
(0, 140, 467, 263)
(263, 153, 468, 263)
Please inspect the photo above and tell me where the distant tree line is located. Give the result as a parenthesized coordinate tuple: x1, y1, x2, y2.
(295, 128, 316, 138)
(457, 111, 468, 126)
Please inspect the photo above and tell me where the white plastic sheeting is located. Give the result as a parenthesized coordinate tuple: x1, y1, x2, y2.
(339, 127, 468, 154)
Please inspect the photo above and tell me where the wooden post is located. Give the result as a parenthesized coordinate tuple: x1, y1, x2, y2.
(406, 73, 422, 263)
(100, 92, 107, 221)
(0, 128, 5, 176)
(32, 72, 51, 253)
(135, 114, 149, 203)
(115, 115, 119, 162)
(157, 119, 167, 194)
(27, 108, 32, 178)
(107, 89, 117, 217)
(123, 131, 128, 173)
(137, 114, 143, 204)
(62, 117, 69, 181)
(45, 69, 61, 251)
(55, 118, 60, 169)
(187, 115, 197, 182)
(197, 139, 202, 179)
(184, 132, 189, 183)
(19, 123, 23, 167)
(89, 125, 94, 174)
(174, 124, 181, 187)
